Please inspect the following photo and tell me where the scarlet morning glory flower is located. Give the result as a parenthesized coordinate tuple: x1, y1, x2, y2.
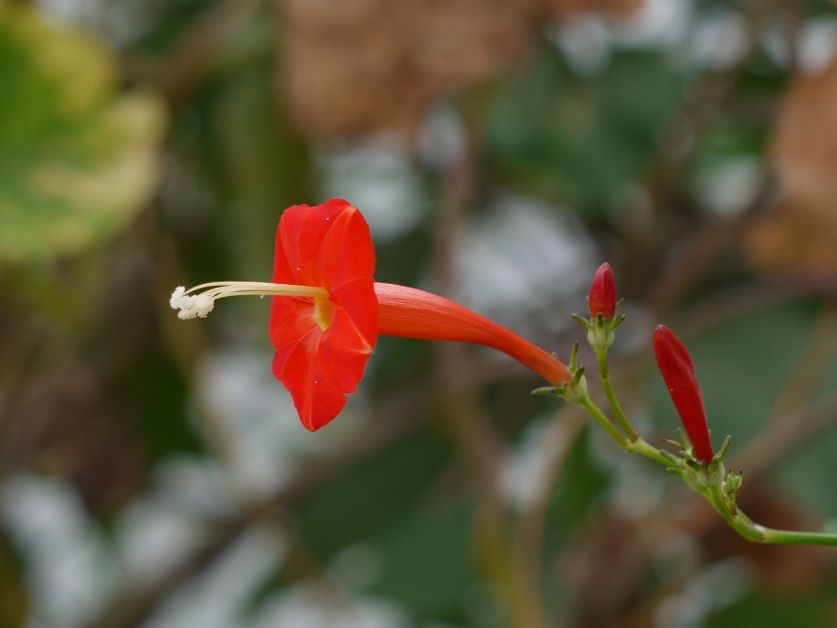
(171, 199, 571, 431)
(653, 325, 714, 464)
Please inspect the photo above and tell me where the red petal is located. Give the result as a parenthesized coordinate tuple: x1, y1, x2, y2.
(317, 204, 376, 292)
(331, 278, 378, 349)
(272, 333, 348, 431)
(269, 297, 317, 349)
(269, 199, 379, 430)
(274, 200, 352, 286)
(316, 306, 375, 392)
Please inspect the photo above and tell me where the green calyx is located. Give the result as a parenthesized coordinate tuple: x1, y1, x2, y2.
(571, 308, 625, 355)
(532, 342, 588, 403)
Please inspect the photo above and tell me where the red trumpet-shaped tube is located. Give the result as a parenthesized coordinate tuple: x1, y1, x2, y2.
(375, 282, 572, 388)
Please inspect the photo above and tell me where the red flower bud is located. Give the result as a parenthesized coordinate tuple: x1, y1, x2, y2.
(589, 262, 617, 320)
(653, 325, 714, 464)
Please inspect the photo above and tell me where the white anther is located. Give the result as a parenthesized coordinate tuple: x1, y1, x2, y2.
(169, 286, 186, 309)
(170, 286, 209, 319)
(194, 294, 214, 318)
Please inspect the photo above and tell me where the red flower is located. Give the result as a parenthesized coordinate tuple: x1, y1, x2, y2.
(174, 199, 571, 431)
(589, 262, 617, 320)
(270, 200, 379, 431)
(653, 325, 714, 464)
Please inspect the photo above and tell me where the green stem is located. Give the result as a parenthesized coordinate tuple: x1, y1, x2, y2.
(626, 436, 683, 470)
(578, 397, 628, 450)
(597, 350, 638, 441)
(759, 528, 837, 546)
(577, 396, 677, 469)
(704, 480, 837, 546)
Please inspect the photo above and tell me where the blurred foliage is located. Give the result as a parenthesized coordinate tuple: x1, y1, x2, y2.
(0, 533, 27, 628)
(707, 589, 837, 628)
(0, 5, 165, 263)
(486, 46, 684, 215)
(2, 1, 837, 628)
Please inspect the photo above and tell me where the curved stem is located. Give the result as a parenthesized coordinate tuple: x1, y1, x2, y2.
(596, 350, 638, 441)
(704, 480, 837, 546)
(625, 435, 683, 470)
(577, 396, 628, 450)
(580, 396, 683, 469)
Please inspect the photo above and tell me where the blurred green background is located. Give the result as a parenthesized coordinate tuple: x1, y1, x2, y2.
(2, 0, 837, 627)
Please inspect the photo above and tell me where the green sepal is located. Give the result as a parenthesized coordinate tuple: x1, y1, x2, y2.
(712, 435, 733, 463)
(546, 373, 590, 404)
(658, 449, 682, 465)
(570, 313, 590, 328)
(568, 341, 581, 371)
(684, 457, 703, 473)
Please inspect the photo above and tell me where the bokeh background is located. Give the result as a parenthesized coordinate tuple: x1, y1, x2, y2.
(2, 0, 837, 626)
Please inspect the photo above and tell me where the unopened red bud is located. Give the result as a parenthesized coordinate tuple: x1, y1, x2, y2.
(653, 325, 714, 465)
(589, 262, 617, 320)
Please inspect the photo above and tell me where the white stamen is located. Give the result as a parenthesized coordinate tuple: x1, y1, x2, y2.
(169, 281, 327, 320)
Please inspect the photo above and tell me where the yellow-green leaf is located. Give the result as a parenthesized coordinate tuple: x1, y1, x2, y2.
(0, 6, 165, 262)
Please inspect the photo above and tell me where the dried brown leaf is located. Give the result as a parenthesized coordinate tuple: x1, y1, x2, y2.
(277, 0, 641, 139)
(747, 59, 837, 274)
(541, 0, 642, 19)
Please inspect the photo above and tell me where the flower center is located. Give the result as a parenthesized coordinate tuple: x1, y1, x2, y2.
(313, 295, 334, 331)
